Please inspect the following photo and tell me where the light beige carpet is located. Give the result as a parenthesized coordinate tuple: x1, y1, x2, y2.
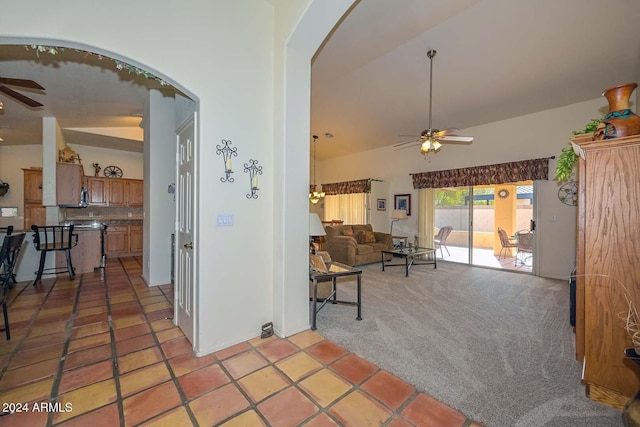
(315, 261, 623, 427)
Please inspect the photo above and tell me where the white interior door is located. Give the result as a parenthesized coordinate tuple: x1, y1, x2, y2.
(175, 114, 196, 344)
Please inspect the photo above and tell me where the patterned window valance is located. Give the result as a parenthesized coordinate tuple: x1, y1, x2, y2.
(411, 158, 551, 189)
(322, 179, 371, 195)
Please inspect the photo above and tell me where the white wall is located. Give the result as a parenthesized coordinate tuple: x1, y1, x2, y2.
(318, 97, 613, 279)
(143, 89, 175, 286)
(1, 0, 357, 355)
(70, 145, 143, 179)
(0, 145, 43, 229)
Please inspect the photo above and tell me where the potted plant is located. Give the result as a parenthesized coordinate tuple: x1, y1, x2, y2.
(554, 118, 602, 183)
(0, 180, 9, 197)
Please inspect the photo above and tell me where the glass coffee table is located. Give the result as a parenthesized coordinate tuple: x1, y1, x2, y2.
(309, 261, 362, 330)
(381, 246, 436, 277)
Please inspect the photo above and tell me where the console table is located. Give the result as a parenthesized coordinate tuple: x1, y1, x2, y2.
(309, 261, 362, 330)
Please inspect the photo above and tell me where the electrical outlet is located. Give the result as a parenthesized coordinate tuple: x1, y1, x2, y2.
(127, 212, 132, 218)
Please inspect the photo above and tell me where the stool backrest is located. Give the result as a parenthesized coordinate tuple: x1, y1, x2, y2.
(31, 225, 78, 251)
(1, 233, 26, 281)
(0, 226, 13, 236)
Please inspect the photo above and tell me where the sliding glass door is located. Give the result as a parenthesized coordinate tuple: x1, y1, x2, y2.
(434, 187, 470, 262)
(434, 181, 534, 272)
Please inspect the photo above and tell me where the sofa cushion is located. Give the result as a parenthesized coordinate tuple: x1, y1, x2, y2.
(356, 244, 375, 255)
(342, 226, 354, 236)
(358, 230, 377, 243)
(367, 242, 388, 252)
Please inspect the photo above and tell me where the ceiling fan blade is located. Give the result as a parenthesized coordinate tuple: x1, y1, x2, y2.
(440, 135, 474, 143)
(0, 85, 44, 107)
(0, 77, 45, 90)
(393, 139, 420, 148)
(435, 128, 460, 137)
(394, 142, 421, 151)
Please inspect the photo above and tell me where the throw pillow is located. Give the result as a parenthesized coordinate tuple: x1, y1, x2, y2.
(358, 230, 377, 243)
(342, 226, 354, 236)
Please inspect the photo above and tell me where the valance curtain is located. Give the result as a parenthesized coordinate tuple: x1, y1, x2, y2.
(322, 179, 371, 195)
(411, 158, 550, 189)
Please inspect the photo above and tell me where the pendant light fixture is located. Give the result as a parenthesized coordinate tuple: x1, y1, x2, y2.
(309, 135, 325, 204)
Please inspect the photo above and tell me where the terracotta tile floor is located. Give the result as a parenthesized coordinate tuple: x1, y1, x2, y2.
(0, 256, 482, 426)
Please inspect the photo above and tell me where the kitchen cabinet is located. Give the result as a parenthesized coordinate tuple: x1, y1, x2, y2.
(24, 205, 46, 229)
(127, 179, 144, 207)
(106, 224, 143, 256)
(574, 134, 640, 409)
(85, 177, 143, 207)
(86, 177, 108, 206)
(129, 225, 143, 252)
(57, 163, 84, 205)
(106, 226, 129, 255)
(23, 168, 43, 204)
(23, 168, 45, 229)
(107, 179, 127, 206)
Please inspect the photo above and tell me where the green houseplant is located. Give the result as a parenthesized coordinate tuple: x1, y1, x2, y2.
(554, 118, 602, 183)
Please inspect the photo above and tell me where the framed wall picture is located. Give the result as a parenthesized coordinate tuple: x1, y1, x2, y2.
(394, 194, 411, 216)
(377, 198, 386, 211)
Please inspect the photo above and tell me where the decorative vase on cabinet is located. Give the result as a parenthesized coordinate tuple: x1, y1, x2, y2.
(594, 82, 640, 140)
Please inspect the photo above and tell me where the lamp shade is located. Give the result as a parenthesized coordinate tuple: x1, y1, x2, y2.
(391, 209, 408, 220)
(309, 213, 326, 236)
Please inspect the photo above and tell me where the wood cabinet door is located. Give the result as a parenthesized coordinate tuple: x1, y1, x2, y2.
(106, 226, 128, 254)
(108, 179, 127, 206)
(24, 205, 46, 229)
(86, 177, 108, 206)
(56, 163, 83, 205)
(23, 169, 43, 204)
(129, 225, 143, 252)
(127, 180, 144, 207)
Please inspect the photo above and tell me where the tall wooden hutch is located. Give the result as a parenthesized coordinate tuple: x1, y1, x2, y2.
(574, 134, 640, 409)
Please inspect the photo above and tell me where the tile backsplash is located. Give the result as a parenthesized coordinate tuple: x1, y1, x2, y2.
(61, 206, 144, 222)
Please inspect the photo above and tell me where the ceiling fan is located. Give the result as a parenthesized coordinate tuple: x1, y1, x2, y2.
(394, 50, 473, 155)
(0, 76, 45, 108)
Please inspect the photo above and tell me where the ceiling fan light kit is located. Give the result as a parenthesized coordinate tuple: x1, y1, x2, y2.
(393, 49, 473, 156)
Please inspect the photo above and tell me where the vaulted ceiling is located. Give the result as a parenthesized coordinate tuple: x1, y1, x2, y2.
(311, 0, 640, 159)
(1, 0, 639, 159)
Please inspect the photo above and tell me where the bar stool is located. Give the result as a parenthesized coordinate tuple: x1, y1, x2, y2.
(1, 233, 26, 340)
(31, 225, 78, 283)
(0, 226, 16, 285)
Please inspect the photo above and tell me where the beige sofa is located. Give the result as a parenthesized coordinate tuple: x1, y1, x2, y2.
(322, 224, 393, 266)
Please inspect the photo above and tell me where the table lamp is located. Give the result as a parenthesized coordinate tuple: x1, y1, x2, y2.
(309, 213, 326, 254)
(390, 209, 407, 235)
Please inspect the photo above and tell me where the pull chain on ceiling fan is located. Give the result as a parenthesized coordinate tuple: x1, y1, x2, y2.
(393, 49, 473, 155)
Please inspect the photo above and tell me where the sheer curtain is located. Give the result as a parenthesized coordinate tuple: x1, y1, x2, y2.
(323, 193, 367, 224)
(418, 188, 435, 248)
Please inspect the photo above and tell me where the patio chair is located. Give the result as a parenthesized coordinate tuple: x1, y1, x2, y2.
(515, 230, 533, 266)
(497, 227, 518, 259)
(434, 226, 453, 258)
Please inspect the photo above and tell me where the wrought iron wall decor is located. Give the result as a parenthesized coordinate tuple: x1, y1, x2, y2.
(244, 159, 262, 199)
(216, 139, 237, 182)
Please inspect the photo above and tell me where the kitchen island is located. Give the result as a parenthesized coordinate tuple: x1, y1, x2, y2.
(55, 222, 107, 274)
